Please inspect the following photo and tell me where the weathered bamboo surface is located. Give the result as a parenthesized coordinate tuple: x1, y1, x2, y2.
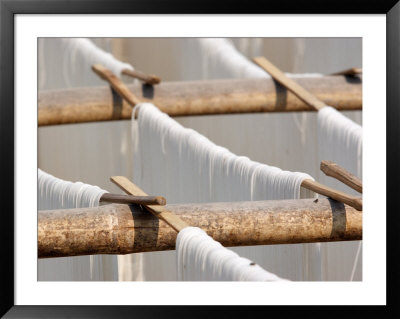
(38, 198, 362, 258)
(38, 76, 362, 126)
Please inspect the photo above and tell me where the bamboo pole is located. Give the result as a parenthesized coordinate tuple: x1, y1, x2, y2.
(320, 160, 363, 193)
(38, 198, 362, 258)
(38, 76, 362, 126)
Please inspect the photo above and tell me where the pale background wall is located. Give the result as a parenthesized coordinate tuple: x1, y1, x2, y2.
(38, 38, 362, 281)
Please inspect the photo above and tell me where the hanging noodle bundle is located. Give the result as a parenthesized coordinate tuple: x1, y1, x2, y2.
(132, 103, 317, 281)
(318, 106, 363, 183)
(38, 168, 107, 209)
(133, 103, 314, 203)
(176, 227, 288, 281)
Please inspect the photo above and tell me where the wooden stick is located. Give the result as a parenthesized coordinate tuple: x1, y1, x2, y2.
(301, 179, 362, 211)
(331, 67, 362, 76)
(99, 193, 166, 206)
(38, 76, 362, 126)
(122, 68, 161, 85)
(253, 56, 326, 111)
(110, 176, 189, 232)
(91, 64, 141, 107)
(38, 198, 362, 258)
(320, 160, 362, 193)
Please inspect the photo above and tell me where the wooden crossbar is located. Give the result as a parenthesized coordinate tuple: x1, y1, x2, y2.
(110, 176, 189, 232)
(92, 64, 141, 107)
(253, 56, 326, 111)
(320, 160, 362, 193)
(301, 179, 362, 211)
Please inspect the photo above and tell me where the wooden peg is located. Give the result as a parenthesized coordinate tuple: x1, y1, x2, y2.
(331, 67, 362, 76)
(110, 176, 189, 232)
(320, 160, 362, 193)
(92, 64, 141, 107)
(122, 68, 161, 85)
(100, 193, 166, 206)
(301, 179, 362, 211)
(252, 56, 326, 111)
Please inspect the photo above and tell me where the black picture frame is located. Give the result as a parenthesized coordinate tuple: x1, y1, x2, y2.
(1, 0, 399, 317)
